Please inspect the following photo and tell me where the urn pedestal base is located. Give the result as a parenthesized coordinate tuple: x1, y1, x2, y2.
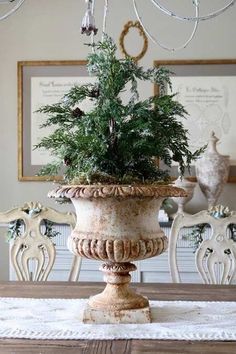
(83, 261, 151, 324)
(83, 304, 151, 324)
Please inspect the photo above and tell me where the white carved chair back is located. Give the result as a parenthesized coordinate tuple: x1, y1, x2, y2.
(0, 202, 81, 281)
(169, 210, 236, 284)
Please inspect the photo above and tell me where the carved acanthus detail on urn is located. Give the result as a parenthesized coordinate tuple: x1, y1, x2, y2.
(48, 184, 186, 200)
(70, 236, 168, 262)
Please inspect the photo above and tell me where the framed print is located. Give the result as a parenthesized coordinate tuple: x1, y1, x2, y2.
(18, 60, 96, 181)
(154, 59, 236, 182)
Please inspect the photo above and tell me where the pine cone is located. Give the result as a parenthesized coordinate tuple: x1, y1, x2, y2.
(63, 157, 72, 166)
(72, 107, 85, 118)
(172, 152, 183, 162)
(89, 88, 100, 98)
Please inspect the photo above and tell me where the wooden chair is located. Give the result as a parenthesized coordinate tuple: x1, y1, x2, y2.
(0, 201, 81, 281)
(168, 208, 236, 284)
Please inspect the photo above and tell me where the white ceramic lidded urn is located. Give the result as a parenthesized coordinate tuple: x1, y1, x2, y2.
(172, 175, 196, 214)
(195, 131, 230, 208)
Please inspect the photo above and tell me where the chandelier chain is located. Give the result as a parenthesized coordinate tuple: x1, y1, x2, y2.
(102, 0, 109, 41)
(90, 0, 95, 50)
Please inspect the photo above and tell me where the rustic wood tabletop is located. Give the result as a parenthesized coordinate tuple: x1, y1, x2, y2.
(0, 281, 235, 354)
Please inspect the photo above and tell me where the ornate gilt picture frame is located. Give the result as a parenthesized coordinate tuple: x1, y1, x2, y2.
(154, 59, 236, 183)
(18, 60, 89, 181)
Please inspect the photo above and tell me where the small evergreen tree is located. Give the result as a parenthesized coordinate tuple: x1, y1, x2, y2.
(36, 36, 204, 185)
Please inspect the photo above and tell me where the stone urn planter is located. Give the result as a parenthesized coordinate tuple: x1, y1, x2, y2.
(49, 184, 185, 324)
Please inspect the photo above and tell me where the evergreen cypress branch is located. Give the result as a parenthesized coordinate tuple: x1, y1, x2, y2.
(35, 35, 204, 184)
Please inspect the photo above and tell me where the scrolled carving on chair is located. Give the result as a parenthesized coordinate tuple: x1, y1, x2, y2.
(169, 205, 236, 284)
(0, 201, 81, 281)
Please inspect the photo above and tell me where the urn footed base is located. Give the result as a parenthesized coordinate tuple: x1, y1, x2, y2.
(83, 303, 151, 324)
(83, 261, 151, 323)
(88, 281, 149, 311)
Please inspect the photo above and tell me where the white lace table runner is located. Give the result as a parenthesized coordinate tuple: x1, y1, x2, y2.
(0, 297, 235, 341)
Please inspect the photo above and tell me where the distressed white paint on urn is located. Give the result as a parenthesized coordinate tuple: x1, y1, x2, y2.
(70, 197, 166, 262)
(49, 184, 185, 323)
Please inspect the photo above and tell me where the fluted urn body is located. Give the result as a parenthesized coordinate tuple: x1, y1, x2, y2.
(49, 184, 185, 323)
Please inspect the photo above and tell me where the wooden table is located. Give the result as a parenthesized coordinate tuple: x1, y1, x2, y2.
(0, 281, 236, 353)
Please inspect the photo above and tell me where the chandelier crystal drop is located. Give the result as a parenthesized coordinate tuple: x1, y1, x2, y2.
(81, 0, 98, 36)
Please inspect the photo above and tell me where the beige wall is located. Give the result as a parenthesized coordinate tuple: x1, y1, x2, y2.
(0, 0, 235, 278)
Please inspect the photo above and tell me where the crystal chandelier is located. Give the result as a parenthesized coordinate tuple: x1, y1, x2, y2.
(81, 0, 236, 51)
(1, 0, 234, 51)
(0, 0, 25, 21)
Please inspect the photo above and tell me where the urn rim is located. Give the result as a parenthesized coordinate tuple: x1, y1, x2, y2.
(48, 184, 187, 200)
